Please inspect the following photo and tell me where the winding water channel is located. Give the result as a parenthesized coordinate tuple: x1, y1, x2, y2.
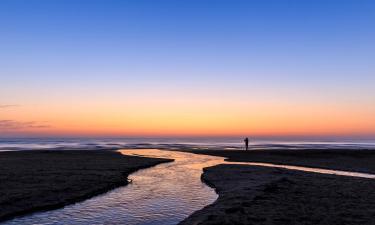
(4, 149, 375, 225)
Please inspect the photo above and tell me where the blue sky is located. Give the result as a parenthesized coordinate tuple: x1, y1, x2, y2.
(0, 0, 374, 137)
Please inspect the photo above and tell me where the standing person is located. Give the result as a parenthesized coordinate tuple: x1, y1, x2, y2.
(244, 137, 249, 150)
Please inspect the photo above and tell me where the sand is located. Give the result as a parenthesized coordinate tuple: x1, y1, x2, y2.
(185, 149, 375, 173)
(180, 149, 375, 225)
(180, 164, 375, 225)
(0, 150, 172, 222)
(2, 149, 375, 224)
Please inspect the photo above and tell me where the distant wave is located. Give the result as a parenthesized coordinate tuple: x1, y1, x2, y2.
(1, 138, 375, 151)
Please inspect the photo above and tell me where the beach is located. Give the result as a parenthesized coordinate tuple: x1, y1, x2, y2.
(181, 164, 375, 225)
(2, 0, 374, 224)
(185, 149, 375, 173)
(1, 148, 375, 224)
(179, 149, 375, 225)
(0, 150, 172, 222)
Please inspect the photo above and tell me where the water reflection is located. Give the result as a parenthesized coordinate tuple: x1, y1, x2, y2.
(3, 149, 223, 225)
(4, 149, 375, 225)
(230, 162, 375, 179)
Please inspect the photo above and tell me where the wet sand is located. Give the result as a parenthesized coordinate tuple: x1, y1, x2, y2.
(180, 149, 375, 225)
(3, 149, 375, 224)
(186, 149, 375, 173)
(181, 164, 375, 225)
(0, 150, 172, 222)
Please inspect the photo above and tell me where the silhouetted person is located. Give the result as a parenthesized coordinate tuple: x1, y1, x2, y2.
(244, 137, 249, 150)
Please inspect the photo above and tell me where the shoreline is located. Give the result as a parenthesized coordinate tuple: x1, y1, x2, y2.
(0, 150, 173, 222)
(3, 148, 375, 224)
(183, 149, 375, 174)
(181, 164, 375, 225)
(179, 149, 375, 224)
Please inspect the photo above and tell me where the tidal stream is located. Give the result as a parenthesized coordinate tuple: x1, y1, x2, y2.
(4, 149, 375, 225)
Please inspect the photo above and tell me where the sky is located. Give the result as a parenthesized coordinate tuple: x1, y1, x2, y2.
(0, 0, 374, 138)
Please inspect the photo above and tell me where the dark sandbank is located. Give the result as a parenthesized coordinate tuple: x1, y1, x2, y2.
(180, 149, 375, 225)
(181, 164, 375, 225)
(0, 150, 172, 222)
(185, 149, 375, 173)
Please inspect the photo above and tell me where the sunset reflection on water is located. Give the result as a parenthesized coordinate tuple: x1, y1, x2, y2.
(5, 149, 375, 225)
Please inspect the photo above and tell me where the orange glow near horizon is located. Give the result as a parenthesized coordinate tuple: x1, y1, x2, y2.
(1, 96, 375, 138)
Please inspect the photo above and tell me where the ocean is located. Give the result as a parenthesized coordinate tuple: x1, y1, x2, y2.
(1, 137, 375, 151)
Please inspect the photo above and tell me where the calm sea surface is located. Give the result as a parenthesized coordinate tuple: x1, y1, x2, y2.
(1, 137, 375, 151)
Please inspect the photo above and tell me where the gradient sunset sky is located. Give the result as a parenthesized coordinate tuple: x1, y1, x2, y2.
(1, 0, 374, 138)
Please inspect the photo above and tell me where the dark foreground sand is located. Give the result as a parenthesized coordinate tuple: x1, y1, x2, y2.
(181, 164, 375, 225)
(180, 149, 375, 225)
(0, 150, 172, 222)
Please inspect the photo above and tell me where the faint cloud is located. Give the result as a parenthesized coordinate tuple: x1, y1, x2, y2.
(0, 120, 51, 130)
(0, 104, 19, 109)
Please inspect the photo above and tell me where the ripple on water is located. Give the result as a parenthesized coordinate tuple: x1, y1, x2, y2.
(3, 149, 222, 225)
(4, 149, 375, 225)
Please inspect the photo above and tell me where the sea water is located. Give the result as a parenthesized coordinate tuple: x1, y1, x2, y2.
(1, 137, 375, 151)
